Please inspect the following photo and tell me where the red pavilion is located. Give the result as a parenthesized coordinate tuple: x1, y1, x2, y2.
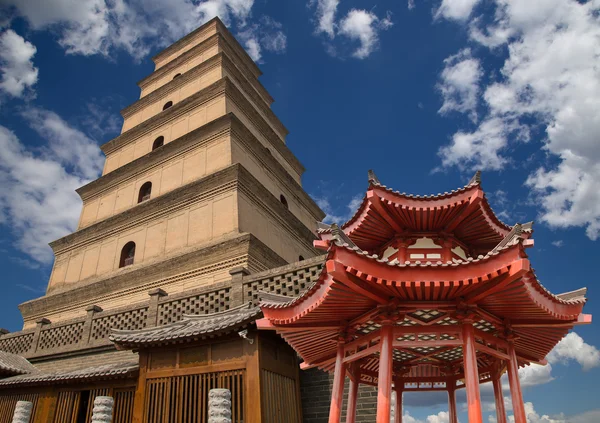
(257, 171, 591, 423)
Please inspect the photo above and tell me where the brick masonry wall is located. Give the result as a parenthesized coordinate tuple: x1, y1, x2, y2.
(300, 368, 378, 423)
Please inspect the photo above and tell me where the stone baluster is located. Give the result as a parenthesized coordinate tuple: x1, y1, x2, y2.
(90, 396, 113, 423)
(146, 288, 167, 327)
(27, 318, 50, 355)
(208, 389, 232, 423)
(11, 401, 33, 423)
(229, 267, 250, 307)
(81, 305, 103, 345)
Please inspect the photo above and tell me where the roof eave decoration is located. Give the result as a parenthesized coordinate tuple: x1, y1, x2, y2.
(263, 234, 587, 325)
(110, 302, 261, 349)
(316, 170, 513, 253)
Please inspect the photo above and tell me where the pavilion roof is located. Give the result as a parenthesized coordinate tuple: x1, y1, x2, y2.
(258, 225, 589, 374)
(318, 171, 516, 254)
(110, 302, 261, 349)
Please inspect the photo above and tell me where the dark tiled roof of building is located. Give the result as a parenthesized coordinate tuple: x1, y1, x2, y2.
(110, 302, 261, 348)
(0, 361, 138, 386)
(0, 351, 37, 376)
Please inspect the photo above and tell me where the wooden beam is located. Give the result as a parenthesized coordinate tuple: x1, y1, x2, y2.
(393, 340, 462, 348)
(511, 314, 592, 328)
(475, 343, 510, 361)
(343, 344, 381, 364)
(367, 191, 405, 233)
(256, 318, 344, 332)
(444, 190, 483, 232)
(465, 259, 530, 304)
(327, 260, 390, 304)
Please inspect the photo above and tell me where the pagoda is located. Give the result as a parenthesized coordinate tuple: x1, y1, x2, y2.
(257, 170, 591, 423)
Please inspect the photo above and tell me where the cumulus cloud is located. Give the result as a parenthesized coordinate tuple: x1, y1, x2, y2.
(547, 332, 600, 371)
(436, 0, 600, 239)
(309, 2, 392, 59)
(437, 48, 483, 122)
(401, 410, 452, 423)
(0, 109, 103, 264)
(313, 193, 362, 224)
(435, 0, 481, 21)
(311, 0, 339, 38)
(237, 16, 287, 63)
(0, 30, 38, 99)
(1, 0, 282, 62)
(339, 9, 393, 59)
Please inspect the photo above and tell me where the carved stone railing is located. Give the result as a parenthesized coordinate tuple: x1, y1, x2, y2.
(0, 255, 325, 359)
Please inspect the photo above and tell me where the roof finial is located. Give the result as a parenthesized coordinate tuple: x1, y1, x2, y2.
(330, 223, 358, 248)
(368, 169, 380, 185)
(468, 170, 481, 186)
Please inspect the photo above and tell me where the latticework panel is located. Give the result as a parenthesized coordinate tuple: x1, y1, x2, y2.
(0, 332, 33, 354)
(244, 264, 323, 304)
(433, 347, 463, 362)
(90, 308, 148, 341)
(157, 288, 230, 325)
(38, 322, 84, 350)
(357, 321, 382, 334)
(408, 310, 445, 324)
(473, 319, 495, 332)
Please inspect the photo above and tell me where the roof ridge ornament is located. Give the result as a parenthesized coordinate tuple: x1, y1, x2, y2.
(468, 170, 482, 186)
(490, 221, 535, 254)
(330, 223, 358, 249)
(368, 169, 381, 185)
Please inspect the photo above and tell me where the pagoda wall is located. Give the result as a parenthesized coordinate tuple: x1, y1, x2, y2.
(103, 78, 298, 183)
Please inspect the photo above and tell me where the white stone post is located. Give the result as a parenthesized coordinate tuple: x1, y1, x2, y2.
(12, 401, 33, 423)
(208, 388, 232, 423)
(91, 396, 114, 423)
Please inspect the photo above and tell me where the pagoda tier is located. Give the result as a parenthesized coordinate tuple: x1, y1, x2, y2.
(257, 176, 591, 423)
(318, 171, 515, 257)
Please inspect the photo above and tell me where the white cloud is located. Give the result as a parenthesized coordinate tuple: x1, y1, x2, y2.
(313, 193, 363, 224)
(547, 332, 600, 371)
(551, 240, 563, 247)
(437, 48, 483, 122)
(338, 9, 393, 59)
(311, 0, 340, 38)
(0, 30, 38, 99)
(0, 109, 103, 264)
(401, 411, 452, 423)
(237, 16, 287, 63)
(2, 0, 282, 62)
(435, 0, 481, 21)
(436, 0, 600, 239)
(516, 363, 554, 388)
(309, 2, 392, 59)
(408, 0, 416, 10)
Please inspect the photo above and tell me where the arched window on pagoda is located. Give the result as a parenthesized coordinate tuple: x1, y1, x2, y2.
(299, 255, 305, 261)
(163, 101, 173, 111)
(152, 136, 164, 151)
(138, 182, 152, 204)
(119, 242, 136, 268)
(173, 73, 182, 79)
(280, 195, 288, 209)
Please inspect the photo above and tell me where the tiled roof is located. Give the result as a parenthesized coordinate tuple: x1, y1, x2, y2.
(0, 351, 37, 376)
(0, 361, 138, 386)
(110, 302, 261, 348)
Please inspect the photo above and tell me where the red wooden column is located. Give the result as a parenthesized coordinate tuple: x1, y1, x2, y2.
(329, 341, 346, 423)
(447, 384, 458, 423)
(492, 373, 507, 423)
(462, 321, 483, 423)
(376, 322, 394, 423)
(346, 364, 361, 423)
(507, 341, 527, 423)
(394, 386, 403, 423)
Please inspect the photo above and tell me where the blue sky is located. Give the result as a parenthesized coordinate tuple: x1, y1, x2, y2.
(0, 0, 599, 422)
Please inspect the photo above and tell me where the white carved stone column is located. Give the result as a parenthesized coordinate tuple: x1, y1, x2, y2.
(12, 401, 33, 423)
(208, 388, 232, 423)
(91, 396, 114, 423)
